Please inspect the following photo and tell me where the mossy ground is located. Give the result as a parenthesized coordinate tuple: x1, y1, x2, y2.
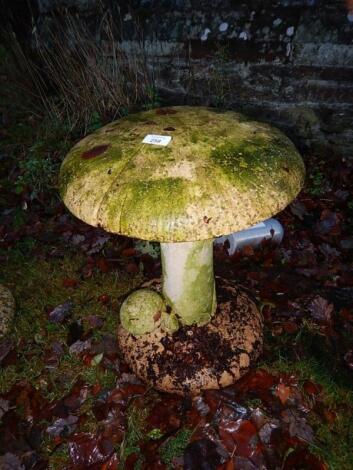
(260, 325, 353, 470)
(1, 65, 353, 467)
(0, 249, 140, 399)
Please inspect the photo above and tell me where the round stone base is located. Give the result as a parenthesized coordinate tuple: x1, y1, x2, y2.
(117, 277, 263, 396)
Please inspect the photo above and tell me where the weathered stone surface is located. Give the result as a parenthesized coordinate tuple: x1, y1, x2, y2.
(60, 106, 305, 242)
(118, 277, 263, 395)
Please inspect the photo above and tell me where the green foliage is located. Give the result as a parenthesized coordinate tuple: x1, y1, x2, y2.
(16, 152, 58, 199)
(120, 404, 148, 468)
(143, 85, 161, 110)
(159, 428, 193, 469)
(11, 118, 72, 200)
(261, 321, 353, 470)
(86, 111, 103, 133)
(0, 251, 138, 397)
(147, 428, 164, 440)
(308, 169, 327, 196)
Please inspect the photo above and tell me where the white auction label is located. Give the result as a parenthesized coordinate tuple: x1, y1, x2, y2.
(142, 134, 172, 146)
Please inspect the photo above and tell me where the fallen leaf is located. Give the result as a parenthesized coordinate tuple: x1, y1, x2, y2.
(48, 300, 73, 323)
(184, 439, 227, 470)
(219, 419, 258, 457)
(283, 447, 328, 469)
(275, 383, 291, 405)
(258, 421, 280, 445)
(282, 409, 314, 443)
(303, 381, 322, 396)
(91, 352, 104, 366)
(307, 296, 333, 324)
(0, 453, 24, 469)
(69, 339, 92, 355)
(47, 415, 78, 437)
(68, 433, 114, 467)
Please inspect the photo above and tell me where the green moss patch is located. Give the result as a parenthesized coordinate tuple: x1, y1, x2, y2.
(0, 251, 140, 398)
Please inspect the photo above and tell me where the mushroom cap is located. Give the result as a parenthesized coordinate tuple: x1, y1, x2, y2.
(59, 106, 305, 242)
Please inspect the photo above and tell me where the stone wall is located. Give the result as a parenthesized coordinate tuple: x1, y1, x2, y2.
(6, 0, 353, 156)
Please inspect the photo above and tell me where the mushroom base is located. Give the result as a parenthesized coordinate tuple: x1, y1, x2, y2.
(117, 277, 263, 396)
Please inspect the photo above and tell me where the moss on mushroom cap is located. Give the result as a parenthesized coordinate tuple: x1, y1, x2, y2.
(120, 289, 166, 336)
(59, 106, 305, 242)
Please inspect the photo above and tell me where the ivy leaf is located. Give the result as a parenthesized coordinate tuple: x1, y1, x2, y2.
(91, 353, 104, 366)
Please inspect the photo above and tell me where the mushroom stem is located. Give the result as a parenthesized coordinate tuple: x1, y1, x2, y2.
(160, 239, 217, 326)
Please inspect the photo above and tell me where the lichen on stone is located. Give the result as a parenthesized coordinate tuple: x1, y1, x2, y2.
(59, 106, 305, 242)
(120, 288, 166, 336)
(161, 311, 179, 333)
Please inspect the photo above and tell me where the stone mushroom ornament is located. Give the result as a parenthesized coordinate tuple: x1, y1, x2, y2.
(59, 106, 305, 394)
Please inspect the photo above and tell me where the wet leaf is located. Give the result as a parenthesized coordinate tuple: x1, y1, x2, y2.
(68, 433, 115, 467)
(283, 448, 328, 469)
(69, 339, 92, 355)
(303, 381, 322, 396)
(219, 419, 258, 457)
(282, 410, 314, 443)
(274, 383, 291, 405)
(91, 352, 104, 366)
(184, 439, 227, 470)
(308, 296, 334, 324)
(91, 334, 119, 357)
(0, 453, 24, 469)
(48, 300, 73, 323)
(46, 415, 78, 437)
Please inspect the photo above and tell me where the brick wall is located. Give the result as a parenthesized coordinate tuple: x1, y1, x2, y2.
(20, 0, 353, 155)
